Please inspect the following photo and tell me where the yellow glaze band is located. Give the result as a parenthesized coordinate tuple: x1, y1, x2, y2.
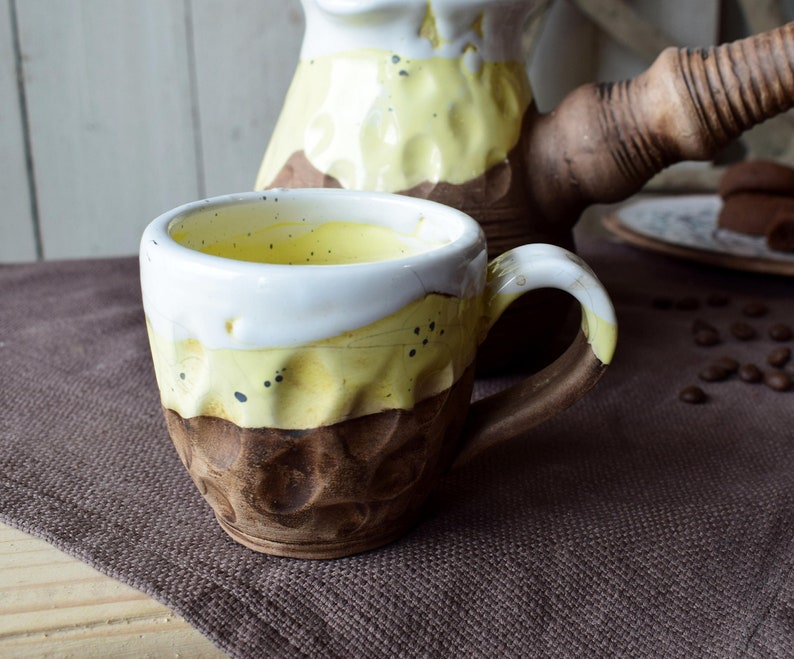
(581, 307, 617, 365)
(256, 49, 532, 192)
(148, 293, 484, 430)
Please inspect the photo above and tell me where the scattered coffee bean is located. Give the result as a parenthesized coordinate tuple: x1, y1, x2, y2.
(764, 370, 792, 392)
(768, 323, 793, 342)
(742, 301, 769, 318)
(739, 363, 763, 383)
(706, 292, 730, 307)
(694, 328, 720, 346)
(767, 346, 792, 367)
(730, 321, 758, 341)
(714, 356, 740, 374)
(692, 318, 717, 333)
(699, 363, 732, 382)
(675, 297, 700, 311)
(679, 386, 707, 404)
(673, 294, 791, 400)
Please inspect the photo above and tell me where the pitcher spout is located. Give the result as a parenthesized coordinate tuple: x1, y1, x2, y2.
(527, 21, 794, 228)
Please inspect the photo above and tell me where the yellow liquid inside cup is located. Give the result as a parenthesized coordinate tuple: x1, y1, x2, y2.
(170, 206, 446, 265)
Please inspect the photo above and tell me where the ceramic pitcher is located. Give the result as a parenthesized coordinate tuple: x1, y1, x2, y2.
(256, 0, 794, 369)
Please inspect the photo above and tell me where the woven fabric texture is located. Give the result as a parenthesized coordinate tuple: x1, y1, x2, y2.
(1, 234, 793, 657)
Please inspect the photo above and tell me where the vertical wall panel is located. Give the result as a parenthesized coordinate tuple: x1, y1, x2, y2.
(0, 0, 37, 263)
(190, 0, 303, 197)
(16, 0, 200, 260)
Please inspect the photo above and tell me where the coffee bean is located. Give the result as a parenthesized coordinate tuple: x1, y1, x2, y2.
(714, 356, 740, 374)
(699, 364, 732, 382)
(679, 386, 707, 404)
(739, 363, 763, 383)
(675, 297, 700, 311)
(692, 318, 717, 333)
(706, 292, 730, 307)
(764, 370, 792, 392)
(651, 296, 674, 310)
(742, 301, 769, 318)
(767, 346, 792, 367)
(694, 328, 720, 346)
(730, 321, 758, 341)
(768, 323, 793, 342)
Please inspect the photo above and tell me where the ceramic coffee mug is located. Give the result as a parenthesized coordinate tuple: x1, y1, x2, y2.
(140, 189, 616, 559)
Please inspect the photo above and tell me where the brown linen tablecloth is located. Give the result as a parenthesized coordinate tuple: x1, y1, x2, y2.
(1, 228, 793, 657)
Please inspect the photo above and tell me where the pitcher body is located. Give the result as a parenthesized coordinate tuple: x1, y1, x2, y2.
(256, 0, 558, 257)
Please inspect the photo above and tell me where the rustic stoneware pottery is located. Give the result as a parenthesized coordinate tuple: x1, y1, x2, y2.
(256, 0, 794, 369)
(140, 189, 616, 558)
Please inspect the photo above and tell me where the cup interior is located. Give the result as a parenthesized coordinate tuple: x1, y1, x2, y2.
(166, 190, 471, 266)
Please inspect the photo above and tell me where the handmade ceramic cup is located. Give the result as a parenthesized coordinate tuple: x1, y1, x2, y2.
(140, 189, 616, 559)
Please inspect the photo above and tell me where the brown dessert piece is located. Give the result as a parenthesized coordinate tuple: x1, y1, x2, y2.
(717, 160, 794, 197)
(716, 161, 794, 249)
(717, 193, 794, 236)
(766, 211, 794, 252)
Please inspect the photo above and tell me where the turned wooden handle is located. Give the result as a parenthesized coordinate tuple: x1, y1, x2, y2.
(527, 22, 794, 226)
(452, 244, 617, 468)
(453, 331, 607, 468)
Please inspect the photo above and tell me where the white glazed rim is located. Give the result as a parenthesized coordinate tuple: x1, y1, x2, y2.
(141, 188, 484, 275)
(140, 189, 488, 349)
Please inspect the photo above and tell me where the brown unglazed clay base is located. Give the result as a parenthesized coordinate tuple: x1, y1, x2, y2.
(163, 365, 475, 559)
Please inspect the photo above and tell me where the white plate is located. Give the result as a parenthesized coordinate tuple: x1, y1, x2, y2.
(604, 195, 794, 276)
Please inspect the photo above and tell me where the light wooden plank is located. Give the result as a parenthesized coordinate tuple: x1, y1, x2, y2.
(0, 574, 145, 612)
(4, 625, 227, 659)
(190, 0, 304, 197)
(0, 523, 227, 658)
(4, 627, 227, 659)
(16, 0, 201, 260)
(0, 0, 38, 263)
(0, 557, 115, 590)
(2, 598, 178, 637)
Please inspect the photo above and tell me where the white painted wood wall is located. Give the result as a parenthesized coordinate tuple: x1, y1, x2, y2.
(1, 0, 303, 262)
(0, 0, 741, 262)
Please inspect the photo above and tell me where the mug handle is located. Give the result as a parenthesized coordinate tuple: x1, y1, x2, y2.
(453, 244, 617, 468)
